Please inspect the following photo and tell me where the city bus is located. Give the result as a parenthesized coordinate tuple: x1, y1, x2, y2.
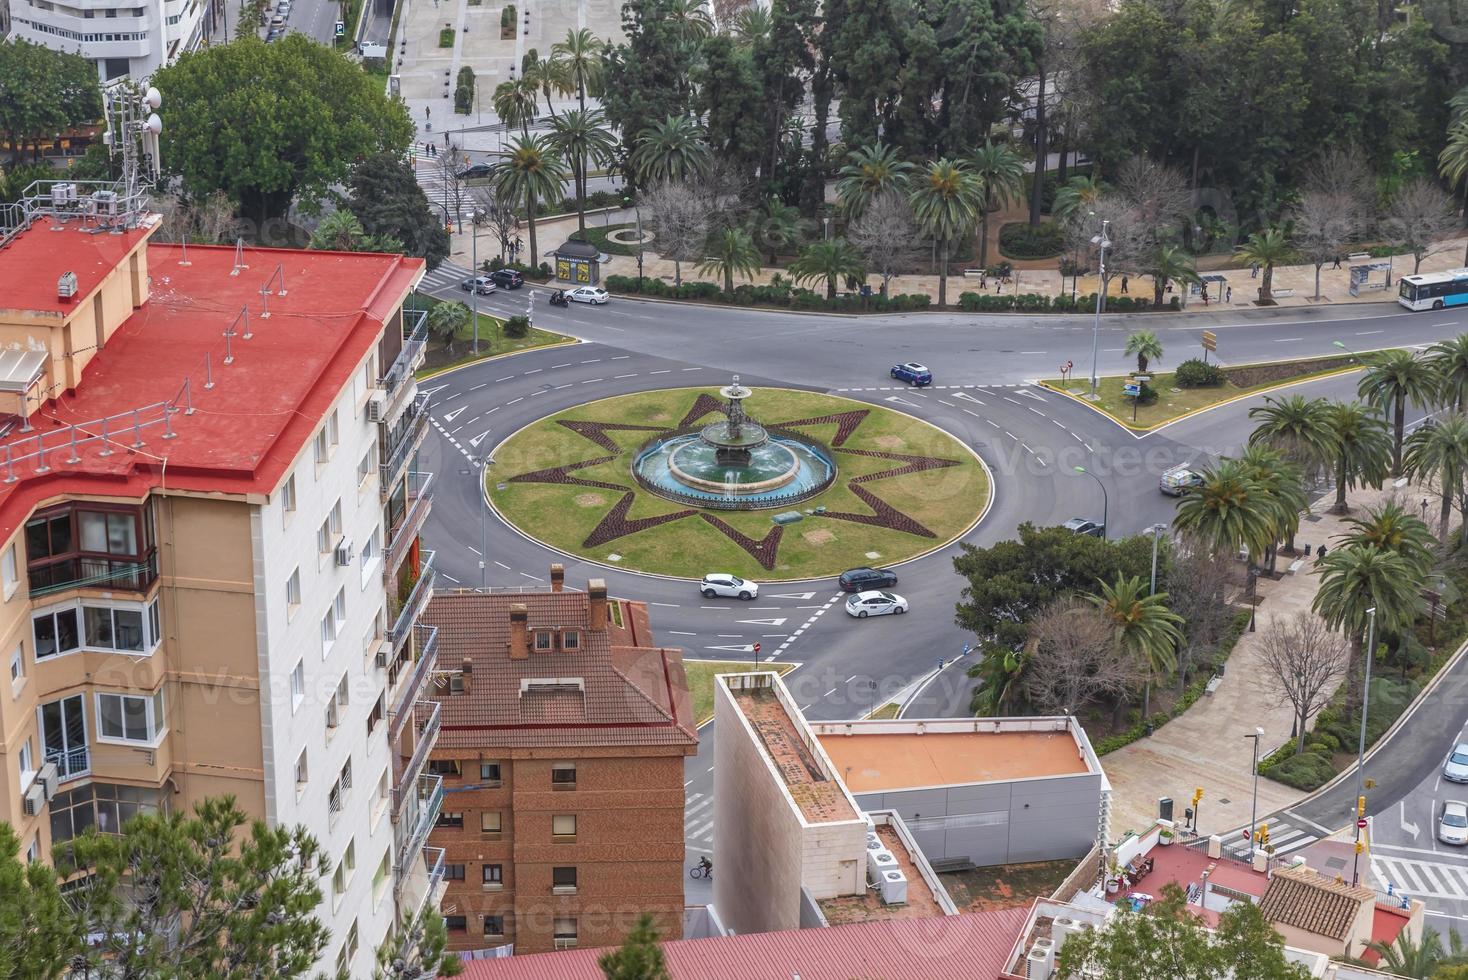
(1399, 268, 1468, 311)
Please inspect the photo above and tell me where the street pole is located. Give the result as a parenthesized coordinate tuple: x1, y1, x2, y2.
(1353, 606, 1377, 887)
(1148, 523, 1167, 595)
(1088, 216, 1111, 398)
(1073, 466, 1108, 539)
(471, 227, 479, 356)
(478, 455, 489, 588)
(1246, 727, 1264, 862)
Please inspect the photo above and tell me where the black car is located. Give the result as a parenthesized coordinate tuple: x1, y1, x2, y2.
(838, 567, 898, 592)
(456, 163, 493, 179)
(489, 268, 524, 289)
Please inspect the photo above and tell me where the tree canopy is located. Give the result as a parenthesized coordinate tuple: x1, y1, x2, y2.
(0, 40, 102, 163)
(346, 152, 451, 269)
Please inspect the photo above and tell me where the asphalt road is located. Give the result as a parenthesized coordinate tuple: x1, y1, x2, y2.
(410, 269, 1468, 903)
(256, 0, 341, 44)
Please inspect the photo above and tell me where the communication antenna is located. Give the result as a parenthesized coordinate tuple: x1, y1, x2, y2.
(99, 82, 163, 232)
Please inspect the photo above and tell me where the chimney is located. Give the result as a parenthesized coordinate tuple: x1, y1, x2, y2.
(588, 578, 608, 631)
(509, 604, 529, 660)
(550, 563, 565, 592)
(460, 656, 473, 693)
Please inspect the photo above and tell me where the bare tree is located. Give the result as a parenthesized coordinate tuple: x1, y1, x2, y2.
(152, 190, 239, 245)
(641, 180, 709, 287)
(1064, 195, 1148, 308)
(1114, 156, 1191, 246)
(849, 192, 921, 298)
(691, 157, 751, 236)
(1022, 597, 1144, 715)
(1291, 148, 1373, 299)
(1383, 177, 1457, 274)
(1257, 612, 1348, 754)
(436, 145, 471, 230)
(470, 183, 520, 264)
(1164, 547, 1240, 689)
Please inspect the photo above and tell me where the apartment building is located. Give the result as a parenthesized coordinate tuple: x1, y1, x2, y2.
(10, 0, 210, 81)
(0, 196, 439, 974)
(419, 570, 698, 954)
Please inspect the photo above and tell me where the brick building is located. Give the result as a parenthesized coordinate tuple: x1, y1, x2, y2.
(419, 567, 698, 954)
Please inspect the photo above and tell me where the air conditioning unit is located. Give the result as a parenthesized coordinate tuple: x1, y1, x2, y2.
(57, 272, 78, 300)
(867, 847, 897, 883)
(38, 761, 59, 801)
(866, 832, 883, 850)
(1051, 917, 1078, 955)
(335, 539, 354, 566)
(22, 783, 44, 817)
(878, 868, 907, 905)
(367, 391, 387, 423)
(52, 182, 77, 204)
(375, 647, 389, 669)
(1026, 940, 1055, 980)
(90, 190, 119, 215)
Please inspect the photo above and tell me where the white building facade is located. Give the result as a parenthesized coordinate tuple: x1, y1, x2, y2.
(10, 0, 209, 80)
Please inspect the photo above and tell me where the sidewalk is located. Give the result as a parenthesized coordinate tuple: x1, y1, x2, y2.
(1101, 480, 1438, 841)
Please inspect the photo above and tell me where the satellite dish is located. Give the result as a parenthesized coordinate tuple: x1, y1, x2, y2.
(145, 86, 162, 109)
(146, 113, 162, 135)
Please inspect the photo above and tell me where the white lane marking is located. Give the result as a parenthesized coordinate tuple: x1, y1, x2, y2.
(1273, 337, 1303, 342)
(551, 363, 571, 369)
(469, 383, 487, 391)
(467, 546, 481, 556)
(493, 560, 510, 569)
(523, 368, 542, 375)
(506, 397, 523, 405)
(581, 359, 601, 363)
(614, 373, 637, 379)
(1356, 330, 1384, 336)
(667, 630, 696, 636)
(496, 376, 514, 382)
(581, 378, 604, 384)
(649, 369, 672, 375)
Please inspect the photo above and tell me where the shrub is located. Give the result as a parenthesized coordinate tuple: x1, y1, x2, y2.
(1174, 358, 1226, 388)
(503, 314, 530, 338)
(500, 3, 515, 29)
(438, 27, 455, 46)
(1265, 752, 1337, 791)
(453, 66, 475, 114)
(999, 221, 1066, 260)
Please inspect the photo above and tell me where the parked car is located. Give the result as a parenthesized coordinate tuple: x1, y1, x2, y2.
(1441, 801, 1468, 845)
(1159, 466, 1204, 496)
(838, 567, 898, 592)
(457, 163, 494, 179)
(460, 276, 496, 295)
(266, 26, 284, 39)
(844, 590, 909, 618)
(890, 362, 932, 386)
(701, 573, 758, 600)
(1444, 743, 1468, 783)
(489, 268, 524, 289)
(568, 286, 609, 305)
(1062, 518, 1105, 538)
(269, 14, 285, 28)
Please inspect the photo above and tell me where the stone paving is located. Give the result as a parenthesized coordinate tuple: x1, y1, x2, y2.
(1102, 480, 1441, 842)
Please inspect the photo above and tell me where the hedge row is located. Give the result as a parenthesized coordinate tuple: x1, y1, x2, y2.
(998, 221, 1066, 260)
(957, 291, 1181, 314)
(603, 275, 933, 313)
(481, 257, 552, 280)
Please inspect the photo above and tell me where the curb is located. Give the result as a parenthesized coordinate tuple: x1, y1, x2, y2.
(416, 337, 581, 383)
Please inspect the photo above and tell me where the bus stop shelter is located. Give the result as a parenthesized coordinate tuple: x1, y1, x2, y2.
(1349, 262, 1392, 297)
(1188, 274, 1229, 306)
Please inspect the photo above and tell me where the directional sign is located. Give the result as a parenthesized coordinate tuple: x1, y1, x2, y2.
(468, 430, 491, 448)
(442, 406, 466, 423)
(1122, 384, 1142, 396)
(1202, 331, 1218, 352)
(737, 617, 788, 627)
(704, 644, 758, 653)
(1132, 375, 1152, 383)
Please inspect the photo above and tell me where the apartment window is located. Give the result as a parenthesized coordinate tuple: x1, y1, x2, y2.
(483, 915, 505, 938)
(2, 543, 17, 599)
(321, 608, 337, 655)
(18, 738, 35, 792)
(552, 814, 577, 840)
(334, 588, 346, 627)
(10, 644, 24, 689)
(95, 690, 166, 745)
(330, 500, 342, 536)
(481, 810, 502, 836)
(286, 568, 301, 615)
(482, 863, 502, 886)
(437, 810, 464, 829)
(372, 850, 389, 901)
(359, 530, 378, 587)
(443, 863, 465, 882)
(25, 504, 155, 596)
(314, 428, 329, 465)
(366, 693, 384, 735)
(32, 606, 80, 660)
(317, 518, 331, 556)
(294, 748, 309, 790)
(334, 919, 358, 973)
(480, 762, 502, 785)
(328, 411, 340, 448)
(553, 918, 577, 944)
(85, 605, 143, 652)
(357, 444, 376, 486)
(36, 601, 160, 659)
(290, 660, 304, 711)
(338, 757, 353, 795)
(561, 630, 580, 651)
(427, 759, 461, 778)
(552, 866, 577, 893)
(362, 356, 376, 394)
(445, 915, 467, 933)
(26, 838, 39, 864)
(551, 763, 576, 789)
(534, 630, 553, 652)
(281, 474, 297, 523)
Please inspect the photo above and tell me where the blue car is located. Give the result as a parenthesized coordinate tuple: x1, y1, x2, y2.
(890, 362, 932, 386)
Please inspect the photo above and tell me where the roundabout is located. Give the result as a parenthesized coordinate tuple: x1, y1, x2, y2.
(486, 382, 989, 579)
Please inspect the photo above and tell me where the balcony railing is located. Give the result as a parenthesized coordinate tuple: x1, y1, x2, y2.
(386, 550, 436, 656)
(379, 311, 428, 407)
(29, 551, 158, 598)
(393, 773, 443, 877)
(384, 471, 433, 575)
(388, 625, 439, 746)
(391, 700, 441, 813)
(379, 394, 429, 500)
(46, 746, 89, 781)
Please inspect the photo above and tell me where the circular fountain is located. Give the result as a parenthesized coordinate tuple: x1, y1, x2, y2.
(633, 378, 837, 509)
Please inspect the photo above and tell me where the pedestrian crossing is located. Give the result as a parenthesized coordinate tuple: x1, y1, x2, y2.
(1219, 819, 1318, 860)
(685, 791, 713, 854)
(417, 261, 476, 293)
(1372, 854, 1468, 901)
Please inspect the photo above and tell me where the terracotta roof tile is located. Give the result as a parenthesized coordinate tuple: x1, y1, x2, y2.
(1259, 865, 1374, 941)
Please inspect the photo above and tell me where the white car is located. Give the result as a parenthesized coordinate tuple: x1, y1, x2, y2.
(568, 286, 609, 305)
(701, 573, 757, 600)
(844, 590, 908, 618)
(1441, 801, 1468, 846)
(1444, 744, 1468, 783)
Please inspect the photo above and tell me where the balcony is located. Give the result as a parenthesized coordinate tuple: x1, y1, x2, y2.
(29, 551, 158, 599)
(46, 746, 89, 782)
(391, 700, 440, 813)
(379, 394, 429, 500)
(384, 471, 433, 575)
(397, 843, 448, 916)
(386, 550, 435, 656)
(393, 773, 443, 878)
(378, 311, 428, 421)
(388, 625, 439, 746)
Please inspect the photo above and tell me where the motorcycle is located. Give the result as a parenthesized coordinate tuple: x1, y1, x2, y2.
(548, 290, 569, 308)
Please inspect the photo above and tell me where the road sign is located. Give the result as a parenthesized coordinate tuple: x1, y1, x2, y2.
(753, 643, 761, 654)
(1122, 384, 1142, 396)
(1202, 330, 1217, 352)
(1358, 817, 1368, 828)
(1132, 375, 1152, 383)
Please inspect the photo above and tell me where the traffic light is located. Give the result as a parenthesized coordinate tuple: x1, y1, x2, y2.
(1358, 795, 1367, 817)
(1259, 824, 1270, 846)
(1355, 839, 1365, 854)
(1192, 787, 1204, 806)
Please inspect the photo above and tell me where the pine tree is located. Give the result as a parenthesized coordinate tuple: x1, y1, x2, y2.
(597, 914, 671, 980)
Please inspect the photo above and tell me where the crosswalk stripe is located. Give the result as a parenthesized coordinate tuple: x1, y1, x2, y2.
(1392, 861, 1426, 892)
(687, 820, 712, 840)
(684, 799, 712, 820)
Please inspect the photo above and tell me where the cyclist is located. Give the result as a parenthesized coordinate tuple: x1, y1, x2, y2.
(696, 856, 712, 878)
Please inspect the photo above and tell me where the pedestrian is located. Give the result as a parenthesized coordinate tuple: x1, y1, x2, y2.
(444, 132, 449, 147)
(1332, 254, 1342, 269)
(979, 274, 987, 290)
(1201, 282, 1209, 302)
(1226, 286, 1232, 303)
(1121, 275, 1129, 294)
(426, 106, 431, 120)
(1250, 263, 1259, 279)
(1316, 543, 1328, 562)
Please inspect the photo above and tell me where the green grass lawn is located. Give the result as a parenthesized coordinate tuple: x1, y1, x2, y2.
(418, 313, 571, 377)
(580, 223, 640, 257)
(487, 387, 988, 579)
(683, 659, 796, 726)
(867, 702, 901, 720)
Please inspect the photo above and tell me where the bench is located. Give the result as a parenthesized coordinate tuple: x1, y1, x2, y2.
(963, 269, 985, 279)
(1287, 558, 1305, 574)
(1205, 675, 1224, 696)
(1347, 252, 1371, 262)
(1272, 288, 1296, 299)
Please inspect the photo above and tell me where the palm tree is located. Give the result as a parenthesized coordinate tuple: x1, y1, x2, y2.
(1240, 443, 1309, 568)
(970, 647, 1027, 716)
(490, 135, 568, 269)
(492, 77, 539, 137)
(309, 209, 368, 251)
(1141, 244, 1201, 308)
(630, 115, 710, 188)
(1325, 402, 1391, 514)
(1051, 175, 1104, 226)
(907, 158, 983, 308)
(789, 239, 866, 299)
(1234, 227, 1292, 304)
(547, 109, 617, 236)
(969, 140, 1025, 268)
(1314, 543, 1422, 701)
(522, 52, 571, 121)
(1172, 458, 1277, 562)
(550, 29, 604, 112)
(665, 0, 713, 43)
(697, 227, 761, 295)
(836, 144, 914, 219)
(731, 4, 771, 42)
(426, 301, 470, 356)
(1404, 414, 1468, 539)
(1358, 928, 1464, 978)
(1087, 573, 1184, 717)
(758, 200, 802, 264)
(1429, 333, 1468, 411)
(1358, 349, 1439, 475)
(1339, 500, 1436, 578)
(1123, 330, 1163, 374)
(1248, 394, 1339, 484)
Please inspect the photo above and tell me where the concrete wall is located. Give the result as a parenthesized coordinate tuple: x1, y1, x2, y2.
(854, 773, 1103, 867)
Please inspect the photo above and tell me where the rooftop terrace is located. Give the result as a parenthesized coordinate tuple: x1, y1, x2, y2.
(817, 823, 945, 925)
(816, 725, 1091, 793)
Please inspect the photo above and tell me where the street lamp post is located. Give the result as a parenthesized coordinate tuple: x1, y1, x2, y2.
(1352, 606, 1378, 887)
(1247, 567, 1258, 632)
(470, 224, 479, 356)
(1146, 523, 1168, 595)
(1088, 215, 1111, 398)
(1245, 727, 1265, 862)
(1073, 465, 1108, 539)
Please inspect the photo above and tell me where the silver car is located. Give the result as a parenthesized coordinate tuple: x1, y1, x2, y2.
(1441, 801, 1468, 846)
(1445, 744, 1468, 783)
